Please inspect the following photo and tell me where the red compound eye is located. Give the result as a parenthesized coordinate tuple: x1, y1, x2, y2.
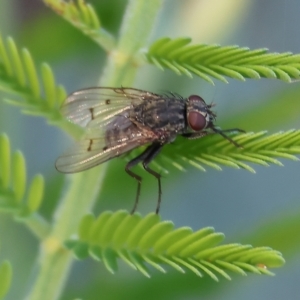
(188, 111, 206, 131)
(188, 95, 205, 103)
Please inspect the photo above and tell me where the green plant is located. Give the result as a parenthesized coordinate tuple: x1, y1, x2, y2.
(0, 1, 299, 299)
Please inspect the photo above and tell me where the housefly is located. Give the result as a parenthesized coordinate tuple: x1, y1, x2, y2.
(56, 87, 243, 213)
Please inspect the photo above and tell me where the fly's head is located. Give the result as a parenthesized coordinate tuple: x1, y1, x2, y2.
(186, 95, 216, 132)
(186, 94, 244, 148)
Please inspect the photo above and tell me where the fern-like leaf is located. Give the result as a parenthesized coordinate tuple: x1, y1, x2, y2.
(145, 37, 300, 84)
(43, 0, 116, 51)
(65, 211, 285, 279)
(126, 130, 300, 174)
(0, 134, 44, 218)
(0, 33, 82, 138)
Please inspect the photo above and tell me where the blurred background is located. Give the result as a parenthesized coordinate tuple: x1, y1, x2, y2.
(0, 0, 300, 299)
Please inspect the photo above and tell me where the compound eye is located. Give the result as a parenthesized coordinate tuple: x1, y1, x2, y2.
(188, 111, 206, 131)
(188, 95, 205, 103)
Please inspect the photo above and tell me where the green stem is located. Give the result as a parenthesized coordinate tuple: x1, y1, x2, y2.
(93, 28, 116, 52)
(102, 0, 164, 86)
(25, 213, 51, 239)
(26, 1, 163, 300)
(25, 168, 106, 300)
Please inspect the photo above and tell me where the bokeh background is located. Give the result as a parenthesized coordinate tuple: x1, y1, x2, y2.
(0, 0, 300, 299)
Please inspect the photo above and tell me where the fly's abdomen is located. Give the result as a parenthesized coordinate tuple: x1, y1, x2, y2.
(104, 115, 155, 155)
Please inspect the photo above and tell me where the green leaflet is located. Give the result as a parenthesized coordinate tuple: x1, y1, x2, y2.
(0, 134, 46, 223)
(146, 37, 300, 84)
(66, 211, 285, 279)
(43, 0, 115, 52)
(0, 261, 12, 299)
(124, 130, 300, 174)
(0, 32, 83, 139)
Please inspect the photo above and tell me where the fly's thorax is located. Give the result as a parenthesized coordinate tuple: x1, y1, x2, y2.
(186, 95, 214, 132)
(132, 97, 186, 138)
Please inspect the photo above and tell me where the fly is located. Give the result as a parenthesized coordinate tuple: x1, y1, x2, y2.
(56, 87, 243, 213)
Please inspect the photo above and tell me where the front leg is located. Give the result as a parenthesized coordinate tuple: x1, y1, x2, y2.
(211, 127, 244, 148)
(182, 128, 245, 148)
(181, 131, 209, 140)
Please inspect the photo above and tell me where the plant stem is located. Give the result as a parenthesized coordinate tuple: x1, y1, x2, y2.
(25, 213, 51, 239)
(93, 28, 116, 52)
(102, 0, 164, 86)
(25, 169, 106, 300)
(26, 1, 163, 299)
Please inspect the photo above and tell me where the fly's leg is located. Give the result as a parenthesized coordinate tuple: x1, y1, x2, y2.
(142, 143, 163, 214)
(217, 128, 245, 133)
(211, 127, 245, 148)
(181, 132, 209, 140)
(182, 128, 245, 148)
(125, 143, 163, 214)
(125, 144, 159, 214)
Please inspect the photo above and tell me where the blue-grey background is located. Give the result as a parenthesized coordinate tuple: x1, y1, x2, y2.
(0, 0, 299, 299)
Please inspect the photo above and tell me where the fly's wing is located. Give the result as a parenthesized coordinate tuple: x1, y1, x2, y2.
(62, 87, 160, 127)
(56, 87, 158, 173)
(56, 117, 155, 173)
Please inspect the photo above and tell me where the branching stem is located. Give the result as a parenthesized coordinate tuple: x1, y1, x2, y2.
(25, 1, 163, 299)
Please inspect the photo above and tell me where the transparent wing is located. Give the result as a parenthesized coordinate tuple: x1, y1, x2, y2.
(56, 120, 155, 173)
(61, 87, 160, 128)
(56, 88, 158, 173)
